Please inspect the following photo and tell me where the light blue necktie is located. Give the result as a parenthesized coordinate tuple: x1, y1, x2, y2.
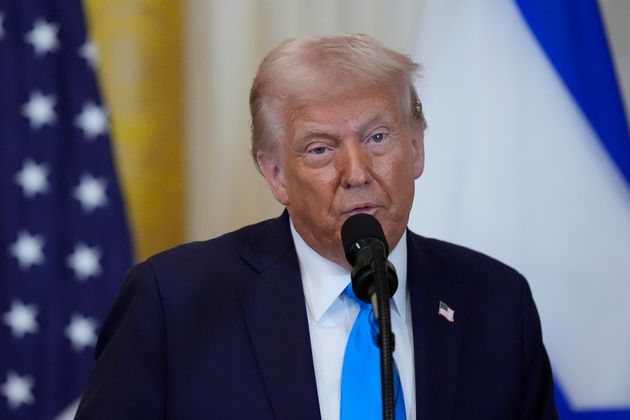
(340, 284, 406, 420)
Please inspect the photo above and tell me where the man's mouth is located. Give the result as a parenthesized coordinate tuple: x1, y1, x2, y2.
(343, 205, 379, 216)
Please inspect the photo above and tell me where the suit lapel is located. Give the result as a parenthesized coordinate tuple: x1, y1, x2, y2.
(237, 212, 321, 420)
(408, 233, 464, 420)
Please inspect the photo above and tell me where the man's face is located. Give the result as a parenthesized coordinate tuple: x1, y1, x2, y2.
(258, 88, 424, 268)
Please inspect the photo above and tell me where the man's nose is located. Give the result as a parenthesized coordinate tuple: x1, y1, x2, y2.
(339, 141, 372, 188)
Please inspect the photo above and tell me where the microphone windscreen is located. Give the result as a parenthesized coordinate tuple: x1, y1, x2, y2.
(341, 213, 388, 264)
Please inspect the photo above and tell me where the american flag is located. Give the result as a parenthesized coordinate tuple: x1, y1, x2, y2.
(0, 1, 133, 418)
(438, 301, 455, 323)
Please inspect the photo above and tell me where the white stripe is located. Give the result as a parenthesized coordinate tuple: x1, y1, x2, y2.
(410, 0, 630, 409)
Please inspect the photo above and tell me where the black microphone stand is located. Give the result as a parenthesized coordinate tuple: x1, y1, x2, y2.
(350, 244, 397, 420)
(372, 256, 396, 420)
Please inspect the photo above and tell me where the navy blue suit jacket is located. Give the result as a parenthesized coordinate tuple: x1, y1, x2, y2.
(76, 212, 557, 419)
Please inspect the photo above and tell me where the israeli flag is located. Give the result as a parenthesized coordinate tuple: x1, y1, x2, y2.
(410, 1, 630, 418)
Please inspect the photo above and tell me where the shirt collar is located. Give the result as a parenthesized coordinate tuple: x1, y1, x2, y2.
(290, 219, 408, 322)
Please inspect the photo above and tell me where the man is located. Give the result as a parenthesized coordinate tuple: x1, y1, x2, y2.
(76, 34, 557, 419)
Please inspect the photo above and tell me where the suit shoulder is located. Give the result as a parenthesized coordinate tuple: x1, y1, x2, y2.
(409, 232, 527, 290)
(145, 217, 278, 268)
(119, 216, 287, 297)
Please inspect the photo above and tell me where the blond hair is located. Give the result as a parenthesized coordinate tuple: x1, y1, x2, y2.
(249, 34, 425, 169)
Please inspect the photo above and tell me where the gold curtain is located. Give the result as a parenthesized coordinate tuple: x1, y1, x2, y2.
(83, 0, 184, 260)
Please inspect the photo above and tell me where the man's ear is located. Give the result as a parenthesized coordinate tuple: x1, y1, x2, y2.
(411, 127, 425, 179)
(257, 151, 289, 205)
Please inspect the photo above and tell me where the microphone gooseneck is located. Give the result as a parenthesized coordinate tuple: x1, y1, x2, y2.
(341, 213, 398, 420)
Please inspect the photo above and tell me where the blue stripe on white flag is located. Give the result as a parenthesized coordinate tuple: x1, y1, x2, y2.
(515, 2, 630, 418)
(554, 384, 630, 420)
(515, 0, 630, 189)
(411, 0, 630, 418)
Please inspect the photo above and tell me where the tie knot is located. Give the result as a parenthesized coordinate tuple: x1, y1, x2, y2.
(344, 284, 371, 310)
(344, 284, 379, 337)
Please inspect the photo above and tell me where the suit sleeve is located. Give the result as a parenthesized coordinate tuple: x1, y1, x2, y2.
(519, 276, 558, 419)
(75, 261, 167, 419)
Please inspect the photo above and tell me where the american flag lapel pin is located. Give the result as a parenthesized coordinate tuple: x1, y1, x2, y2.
(438, 301, 455, 323)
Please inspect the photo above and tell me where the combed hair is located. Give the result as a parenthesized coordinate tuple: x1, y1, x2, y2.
(249, 34, 426, 169)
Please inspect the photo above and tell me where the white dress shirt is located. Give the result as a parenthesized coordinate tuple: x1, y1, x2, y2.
(290, 221, 416, 420)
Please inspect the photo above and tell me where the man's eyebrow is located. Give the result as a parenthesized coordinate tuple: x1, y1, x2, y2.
(294, 128, 338, 143)
(359, 112, 392, 132)
(295, 112, 393, 142)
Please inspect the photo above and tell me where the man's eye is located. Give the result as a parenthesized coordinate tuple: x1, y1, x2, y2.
(309, 146, 329, 155)
(371, 133, 386, 143)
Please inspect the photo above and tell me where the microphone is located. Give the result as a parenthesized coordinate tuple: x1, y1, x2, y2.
(341, 213, 398, 316)
(341, 213, 398, 420)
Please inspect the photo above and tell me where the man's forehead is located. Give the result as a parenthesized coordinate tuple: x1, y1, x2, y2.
(288, 92, 399, 136)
